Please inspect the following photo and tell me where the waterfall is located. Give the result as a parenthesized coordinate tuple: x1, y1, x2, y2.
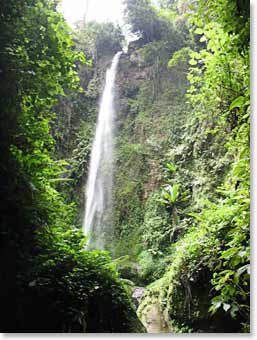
(83, 51, 122, 249)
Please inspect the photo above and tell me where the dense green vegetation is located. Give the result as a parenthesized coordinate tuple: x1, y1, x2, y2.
(0, 0, 249, 334)
(113, 0, 250, 332)
(0, 0, 143, 332)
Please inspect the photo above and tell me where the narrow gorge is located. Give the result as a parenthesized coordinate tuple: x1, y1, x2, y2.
(0, 0, 250, 334)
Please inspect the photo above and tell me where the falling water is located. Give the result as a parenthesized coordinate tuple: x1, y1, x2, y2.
(83, 51, 122, 249)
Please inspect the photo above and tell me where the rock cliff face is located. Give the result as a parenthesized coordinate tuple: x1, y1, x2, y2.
(111, 39, 188, 259)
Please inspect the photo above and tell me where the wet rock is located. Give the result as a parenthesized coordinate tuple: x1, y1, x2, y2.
(132, 286, 146, 309)
(141, 303, 169, 333)
(137, 294, 169, 333)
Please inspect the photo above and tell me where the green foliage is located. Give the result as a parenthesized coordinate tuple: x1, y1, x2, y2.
(74, 21, 124, 59)
(26, 225, 145, 332)
(139, 0, 249, 333)
(0, 0, 249, 334)
(165, 162, 177, 173)
(229, 96, 245, 110)
(168, 47, 191, 69)
(0, 0, 144, 332)
(208, 122, 250, 324)
(118, 0, 250, 333)
(67, 122, 94, 195)
(139, 226, 223, 332)
(160, 183, 180, 205)
(124, 0, 164, 43)
(124, 0, 186, 46)
(184, 0, 249, 326)
(141, 191, 171, 253)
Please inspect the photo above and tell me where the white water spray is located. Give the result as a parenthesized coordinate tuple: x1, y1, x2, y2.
(83, 52, 122, 249)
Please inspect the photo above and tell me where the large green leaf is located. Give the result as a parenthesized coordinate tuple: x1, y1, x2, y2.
(229, 96, 244, 110)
